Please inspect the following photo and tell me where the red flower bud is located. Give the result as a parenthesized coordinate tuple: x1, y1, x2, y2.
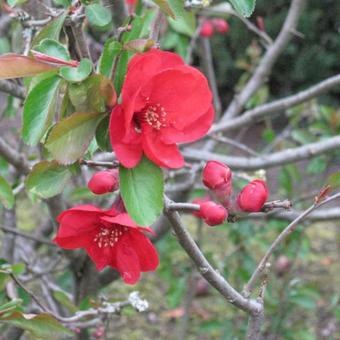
(200, 201, 228, 226)
(88, 170, 119, 195)
(192, 197, 210, 218)
(212, 19, 229, 34)
(202, 161, 232, 192)
(200, 21, 214, 38)
(237, 179, 268, 212)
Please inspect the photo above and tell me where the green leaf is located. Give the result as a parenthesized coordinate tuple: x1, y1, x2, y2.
(53, 0, 71, 7)
(0, 175, 14, 209)
(229, 0, 256, 17)
(7, 0, 27, 7)
(152, 0, 175, 18)
(327, 172, 340, 190)
(0, 299, 22, 314)
(25, 161, 72, 198)
(114, 50, 128, 95)
(0, 312, 73, 338)
(124, 39, 155, 53)
(168, 10, 196, 36)
(22, 74, 61, 146)
(85, 3, 112, 28)
(53, 291, 77, 313)
(120, 156, 164, 226)
(95, 115, 111, 151)
(291, 295, 316, 309)
(34, 39, 71, 61)
(68, 74, 116, 113)
(32, 13, 67, 47)
(98, 39, 122, 78)
(306, 156, 327, 175)
(59, 58, 92, 83)
(45, 112, 104, 164)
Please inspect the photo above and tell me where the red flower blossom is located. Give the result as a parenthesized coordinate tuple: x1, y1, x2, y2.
(54, 205, 159, 284)
(110, 49, 214, 169)
(88, 169, 119, 195)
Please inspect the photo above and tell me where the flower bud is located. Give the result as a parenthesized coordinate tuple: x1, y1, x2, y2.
(275, 255, 292, 276)
(202, 161, 232, 192)
(200, 21, 214, 38)
(237, 179, 268, 212)
(212, 19, 229, 34)
(200, 201, 228, 226)
(192, 197, 210, 218)
(88, 169, 119, 195)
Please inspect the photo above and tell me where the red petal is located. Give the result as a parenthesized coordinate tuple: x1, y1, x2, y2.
(116, 235, 141, 284)
(53, 232, 95, 250)
(100, 212, 139, 228)
(139, 66, 212, 130)
(122, 49, 184, 130)
(112, 142, 143, 168)
(142, 129, 184, 168)
(56, 205, 101, 239)
(110, 105, 143, 168)
(128, 230, 159, 271)
(57, 205, 102, 223)
(86, 242, 117, 271)
(161, 106, 214, 144)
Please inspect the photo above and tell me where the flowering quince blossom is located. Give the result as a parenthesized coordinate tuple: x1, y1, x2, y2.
(110, 48, 214, 169)
(54, 205, 159, 284)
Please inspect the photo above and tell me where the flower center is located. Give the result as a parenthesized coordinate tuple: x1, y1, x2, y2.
(94, 225, 128, 248)
(143, 103, 167, 130)
(134, 100, 168, 132)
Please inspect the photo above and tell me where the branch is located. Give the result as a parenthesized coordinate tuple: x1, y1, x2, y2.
(183, 135, 340, 170)
(164, 196, 262, 314)
(79, 159, 119, 168)
(0, 225, 56, 246)
(222, 0, 306, 119)
(200, 38, 222, 118)
(0, 137, 30, 174)
(243, 191, 340, 297)
(211, 73, 340, 134)
(0, 80, 25, 99)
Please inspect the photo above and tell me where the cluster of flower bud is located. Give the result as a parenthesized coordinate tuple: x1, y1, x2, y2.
(192, 161, 269, 226)
(200, 18, 229, 38)
(88, 169, 119, 195)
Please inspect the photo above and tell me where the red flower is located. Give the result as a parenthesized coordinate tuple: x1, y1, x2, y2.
(88, 170, 119, 195)
(110, 49, 214, 169)
(54, 205, 159, 284)
(237, 179, 269, 212)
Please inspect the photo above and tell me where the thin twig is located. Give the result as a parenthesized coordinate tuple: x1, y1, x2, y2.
(243, 191, 340, 297)
(79, 159, 119, 168)
(183, 135, 340, 170)
(164, 196, 262, 314)
(0, 226, 56, 246)
(211, 73, 340, 134)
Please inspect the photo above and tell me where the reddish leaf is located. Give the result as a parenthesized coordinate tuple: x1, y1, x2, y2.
(31, 50, 79, 67)
(0, 54, 56, 79)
